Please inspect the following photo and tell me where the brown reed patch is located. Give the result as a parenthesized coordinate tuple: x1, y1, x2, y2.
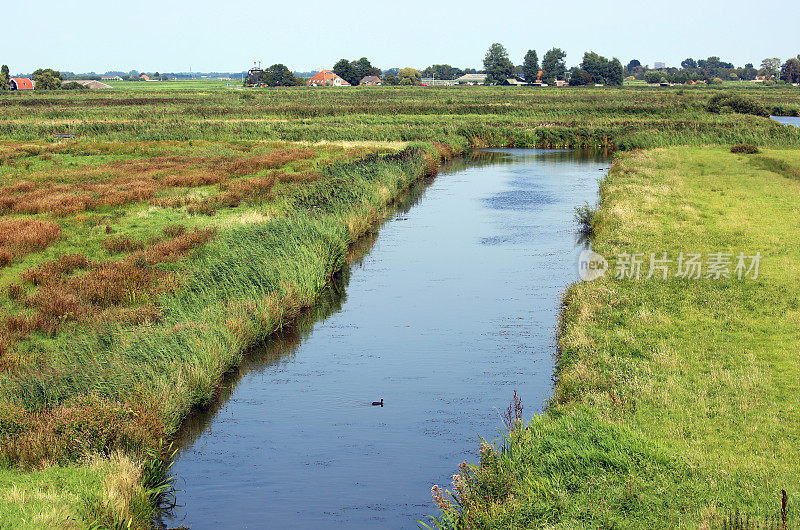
(0, 218, 62, 265)
(102, 236, 146, 254)
(4, 230, 214, 351)
(0, 148, 319, 217)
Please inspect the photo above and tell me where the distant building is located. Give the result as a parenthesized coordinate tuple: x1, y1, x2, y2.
(454, 73, 487, 85)
(9, 78, 34, 90)
(307, 70, 351, 87)
(502, 78, 526, 86)
(62, 80, 113, 90)
(101, 75, 122, 81)
(359, 76, 382, 86)
(654, 61, 666, 69)
(420, 78, 456, 86)
(140, 74, 150, 81)
(555, 80, 568, 87)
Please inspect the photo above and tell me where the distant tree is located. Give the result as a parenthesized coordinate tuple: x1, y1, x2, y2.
(606, 58, 624, 86)
(333, 59, 359, 86)
(522, 50, 539, 83)
(398, 67, 421, 85)
(422, 64, 459, 80)
(781, 57, 800, 84)
(760, 58, 781, 78)
(0, 65, 9, 90)
(578, 52, 623, 86)
(463, 67, 477, 74)
(740, 63, 758, 81)
(681, 58, 697, 69)
(32, 68, 62, 90)
(353, 57, 381, 81)
(483, 43, 515, 84)
(263, 64, 297, 87)
(644, 71, 662, 84)
(626, 59, 641, 70)
(382, 72, 401, 85)
(568, 68, 592, 86)
(541, 48, 567, 83)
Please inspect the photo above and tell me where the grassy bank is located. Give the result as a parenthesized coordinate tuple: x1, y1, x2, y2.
(428, 146, 800, 528)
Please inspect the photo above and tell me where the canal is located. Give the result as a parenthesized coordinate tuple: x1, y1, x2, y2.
(165, 148, 610, 528)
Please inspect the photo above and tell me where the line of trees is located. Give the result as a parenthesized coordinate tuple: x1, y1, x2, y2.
(625, 55, 800, 84)
(481, 43, 570, 85)
(481, 44, 622, 86)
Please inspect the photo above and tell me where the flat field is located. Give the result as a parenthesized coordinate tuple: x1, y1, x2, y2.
(1, 83, 799, 528)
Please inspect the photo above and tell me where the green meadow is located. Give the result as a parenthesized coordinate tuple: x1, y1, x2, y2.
(1, 84, 800, 527)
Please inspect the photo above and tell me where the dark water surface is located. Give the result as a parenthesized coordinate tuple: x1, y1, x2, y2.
(165, 149, 609, 529)
(771, 115, 800, 127)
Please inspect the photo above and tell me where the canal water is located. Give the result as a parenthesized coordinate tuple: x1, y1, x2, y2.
(771, 115, 800, 128)
(165, 149, 609, 529)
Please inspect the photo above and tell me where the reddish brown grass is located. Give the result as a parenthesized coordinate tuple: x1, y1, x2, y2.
(102, 236, 146, 254)
(0, 218, 62, 266)
(4, 230, 214, 349)
(0, 148, 319, 217)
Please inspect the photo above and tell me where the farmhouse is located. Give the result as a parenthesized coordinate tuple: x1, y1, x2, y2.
(101, 75, 122, 81)
(359, 76, 382, 86)
(9, 78, 34, 90)
(307, 70, 351, 86)
(62, 80, 113, 90)
(455, 73, 487, 85)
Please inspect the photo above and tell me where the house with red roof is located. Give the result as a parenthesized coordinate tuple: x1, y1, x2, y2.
(9, 78, 34, 90)
(307, 70, 350, 87)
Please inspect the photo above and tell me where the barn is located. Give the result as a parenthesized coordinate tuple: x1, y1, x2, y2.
(307, 70, 351, 87)
(9, 78, 34, 90)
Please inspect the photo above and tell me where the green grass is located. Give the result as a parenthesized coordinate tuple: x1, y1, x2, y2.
(428, 147, 800, 528)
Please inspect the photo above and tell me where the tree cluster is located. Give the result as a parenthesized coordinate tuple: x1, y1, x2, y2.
(333, 57, 382, 86)
(480, 44, 567, 85)
(421, 64, 464, 81)
(244, 64, 298, 87)
(569, 52, 623, 86)
(781, 56, 800, 84)
(32, 68, 63, 90)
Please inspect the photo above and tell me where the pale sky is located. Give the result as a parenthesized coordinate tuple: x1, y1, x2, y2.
(5, 0, 799, 74)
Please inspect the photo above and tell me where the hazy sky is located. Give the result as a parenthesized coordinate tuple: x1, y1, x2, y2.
(5, 0, 799, 74)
